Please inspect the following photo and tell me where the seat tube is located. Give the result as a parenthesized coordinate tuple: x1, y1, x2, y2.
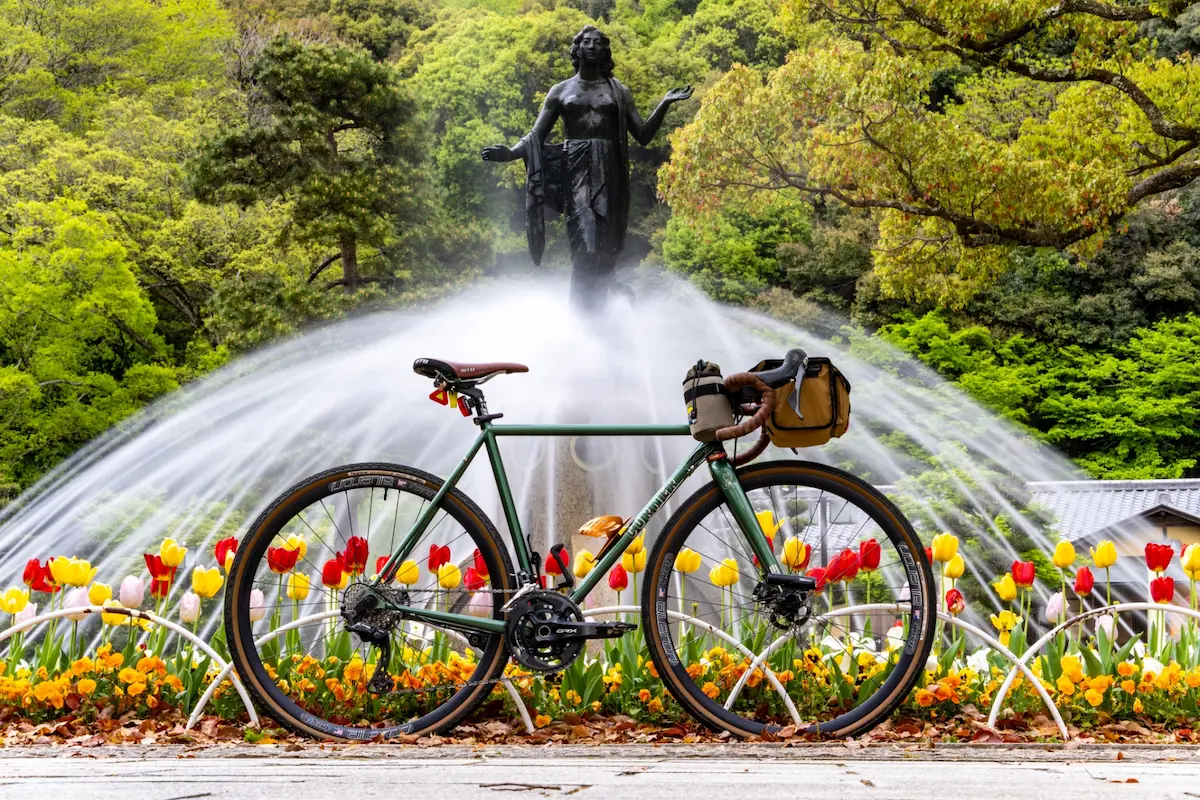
(707, 456, 781, 572)
(481, 423, 533, 576)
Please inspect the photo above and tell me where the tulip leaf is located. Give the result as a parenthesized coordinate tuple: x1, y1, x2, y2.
(1114, 633, 1142, 666)
(1079, 645, 1105, 679)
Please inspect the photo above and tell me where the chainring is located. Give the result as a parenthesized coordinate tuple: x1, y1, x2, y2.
(505, 590, 584, 673)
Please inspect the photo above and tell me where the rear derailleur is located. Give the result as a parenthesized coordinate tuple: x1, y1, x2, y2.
(341, 582, 409, 694)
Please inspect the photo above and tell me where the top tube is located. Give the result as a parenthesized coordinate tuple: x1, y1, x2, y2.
(489, 423, 692, 436)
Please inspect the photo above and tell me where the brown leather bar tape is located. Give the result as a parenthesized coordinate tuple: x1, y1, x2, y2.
(714, 373, 774, 442)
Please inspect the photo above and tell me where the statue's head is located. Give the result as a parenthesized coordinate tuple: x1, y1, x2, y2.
(570, 25, 614, 78)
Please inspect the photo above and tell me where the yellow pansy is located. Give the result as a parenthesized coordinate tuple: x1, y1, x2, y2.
(622, 549, 646, 574)
(1052, 540, 1076, 569)
(989, 609, 1021, 648)
(49, 557, 98, 588)
(993, 573, 1018, 602)
(437, 562, 462, 590)
(88, 583, 112, 606)
(0, 587, 29, 614)
(930, 533, 958, 563)
(1091, 540, 1117, 569)
(191, 566, 224, 599)
(709, 558, 739, 587)
(287, 572, 311, 601)
(395, 560, 419, 585)
(77, 678, 97, 696)
(574, 550, 597, 579)
(675, 548, 702, 574)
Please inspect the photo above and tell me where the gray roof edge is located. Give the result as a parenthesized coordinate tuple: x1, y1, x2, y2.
(1028, 478, 1200, 492)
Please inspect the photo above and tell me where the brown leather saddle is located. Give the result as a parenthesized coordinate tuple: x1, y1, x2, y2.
(413, 357, 529, 383)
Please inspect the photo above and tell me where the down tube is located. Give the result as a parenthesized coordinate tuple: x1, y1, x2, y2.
(568, 442, 716, 604)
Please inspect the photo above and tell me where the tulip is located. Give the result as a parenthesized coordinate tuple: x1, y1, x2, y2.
(49, 556, 98, 588)
(544, 550, 568, 576)
(886, 621, 905, 651)
(191, 565, 224, 599)
(179, 591, 201, 623)
(283, 534, 307, 559)
(944, 553, 965, 581)
(215, 537, 238, 573)
(781, 538, 811, 571)
(993, 573, 1018, 602)
(119, 576, 145, 608)
(159, 538, 187, 568)
(1151, 575, 1174, 604)
(608, 564, 629, 592)
(14, 601, 38, 626)
(945, 588, 965, 616)
(473, 549, 489, 581)
(574, 549, 597, 579)
(427, 543, 450, 572)
(23, 558, 58, 593)
(858, 538, 881, 573)
(464, 567, 486, 592)
(395, 560, 420, 585)
(1043, 591, 1065, 625)
(286, 572, 311, 601)
(100, 599, 126, 626)
(824, 548, 859, 583)
(1052, 540, 1076, 570)
(248, 589, 267, 622)
(924, 546, 933, 565)
(341, 536, 368, 574)
(1, 587, 29, 615)
(625, 533, 645, 555)
(622, 549, 646, 574)
(1095, 613, 1115, 639)
(674, 548, 702, 574)
(1182, 544, 1200, 580)
(806, 566, 828, 592)
(64, 587, 90, 621)
(437, 562, 462, 590)
(267, 546, 299, 574)
(1146, 542, 1173, 574)
(322, 558, 348, 590)
(755, 510, 784, 539)
(930, 533, 958, 563)
(87, 582, 112, 607)
(1074, 566, 1095, 596)
(989, 609, 1021, 648)
(1011, 560, 1036, 589)
(1091, 540, 1118, 569)
(466, 589, 492, 617)
(709, 558, 739, 587)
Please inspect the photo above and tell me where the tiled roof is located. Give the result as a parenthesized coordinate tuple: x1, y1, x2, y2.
(1028, 479, 1200, 542)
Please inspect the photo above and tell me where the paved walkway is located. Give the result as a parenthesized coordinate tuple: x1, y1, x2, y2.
(2, 745, 1199, 799)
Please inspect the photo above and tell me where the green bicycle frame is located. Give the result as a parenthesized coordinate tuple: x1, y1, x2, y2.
(373, 420, 783, 636)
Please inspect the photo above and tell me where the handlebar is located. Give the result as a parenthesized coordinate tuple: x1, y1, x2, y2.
(712, 348, 808, 465)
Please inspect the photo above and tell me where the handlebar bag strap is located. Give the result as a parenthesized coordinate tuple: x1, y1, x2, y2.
(683, 361, 734, 442)
(751, 357, 852, 448)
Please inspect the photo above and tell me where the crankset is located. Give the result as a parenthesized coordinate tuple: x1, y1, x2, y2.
(505, 589, 636, 672)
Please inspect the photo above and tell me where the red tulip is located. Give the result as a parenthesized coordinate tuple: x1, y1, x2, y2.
(214, 537, 238, 570)
(544, 550, 567, 576)
(427, 543, 450, 572)
(375, 555, 390, 576)
(23, 558, 59, 593)
(1151, 575, 1175, 604)
(1073, 566, 1094, 596)
(341, 536, 369, 575)
(752, 535, 775, 568)
(473, 548, 489, 581)
(859, 538, 881, 573)
(805, 566, 828, 592)
(945, 588, 965, 615)
(322, 557, 346, 588)
(1011, 560, 1036, 589)
(267, 546, 299, 574)
(608, 564, 629, 592)
(464, 567, 486, 592)
(149, 576, 172, 599)
(1145, 542, 1173, 574)
(144, 553, 176, 580)
(924, 546, 933, 565)
(824, 548, 860, 583)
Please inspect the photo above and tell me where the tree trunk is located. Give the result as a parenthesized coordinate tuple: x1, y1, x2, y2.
(340, 233, 359, 290)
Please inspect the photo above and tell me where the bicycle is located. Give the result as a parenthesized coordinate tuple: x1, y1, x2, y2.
(224, 349, 936, 740)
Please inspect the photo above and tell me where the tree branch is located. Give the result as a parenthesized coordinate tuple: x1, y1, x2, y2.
(307, 253, 342, 283)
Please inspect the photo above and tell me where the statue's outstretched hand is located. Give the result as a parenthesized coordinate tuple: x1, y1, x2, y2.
(664, 85, 694, 104)
(481, 145, 514, 162)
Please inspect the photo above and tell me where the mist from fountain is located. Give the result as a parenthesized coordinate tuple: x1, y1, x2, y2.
(0, 271, 1091, 641)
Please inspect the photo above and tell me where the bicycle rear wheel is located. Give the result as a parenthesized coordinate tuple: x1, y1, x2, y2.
(642, 460, 935, 738)
(225, 463, 514, 740)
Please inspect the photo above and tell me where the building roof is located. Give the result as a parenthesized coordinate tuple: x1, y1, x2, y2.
(1028, 479, 1200, 542)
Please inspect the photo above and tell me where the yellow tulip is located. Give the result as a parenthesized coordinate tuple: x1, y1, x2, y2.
(160, 538, 187, 568)
(943, 554, 964, 580)
(754, 510, 784, 538)
(101, 599, 127, 626)
(781, 538, 810, 570)
(191, 565, 224, 599)
(286, 572, 311, 601)
(395, 560, 419, 585)
(438, 562, 462, 590)
(709, 558, 739, 587)
(675, 548, 702, 574)
(993, 573, 1018, 602)
(622, 549, 647, 574)
(1182, 545, 1200, 580)
(1052, 540, 1076, 569)
(1091, 540, 1118, 569)
(284, 534, 307, 559)
(88, 583, 112, 606)
(930, 533, 958, 563)
(0, 587, 29, 614)
(625, 533, 645, 555)
(574, 550, 596, 579)
(990, 609, 1021, 648)
(49, 556, 99, 588)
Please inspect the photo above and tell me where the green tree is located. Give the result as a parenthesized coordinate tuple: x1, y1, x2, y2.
(192, 36, 422, 290)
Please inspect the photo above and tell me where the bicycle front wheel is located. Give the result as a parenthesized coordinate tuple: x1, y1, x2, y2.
(225, 463, 514, 740)
(642, 460, 935, 738)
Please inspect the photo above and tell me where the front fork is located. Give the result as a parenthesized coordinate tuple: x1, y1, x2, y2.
(706, 454, 783, 574)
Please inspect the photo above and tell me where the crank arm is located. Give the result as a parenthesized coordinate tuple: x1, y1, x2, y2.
(532, 620, 636, 646)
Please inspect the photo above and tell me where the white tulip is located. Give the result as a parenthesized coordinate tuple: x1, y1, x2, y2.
(179, 591, 201, 624)
(13, 602, 38, 626)
(248, 589, 267, 622)
(64, 588, 90, 621)
(1095, 613, 1115, 639)
(119, 576, 145, 608)
(1043, 591, 1065, 625)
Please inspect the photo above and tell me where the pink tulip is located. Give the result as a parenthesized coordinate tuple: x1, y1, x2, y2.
(248, 589, 267, 622)
(179, 591, 201, 623)
(119, 575, 145, 608)
(14, 602, 38, 626)
(64, 587, 89, 621)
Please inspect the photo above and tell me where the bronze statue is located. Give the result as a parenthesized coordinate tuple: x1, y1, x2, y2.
(482, 26, 692, 308)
